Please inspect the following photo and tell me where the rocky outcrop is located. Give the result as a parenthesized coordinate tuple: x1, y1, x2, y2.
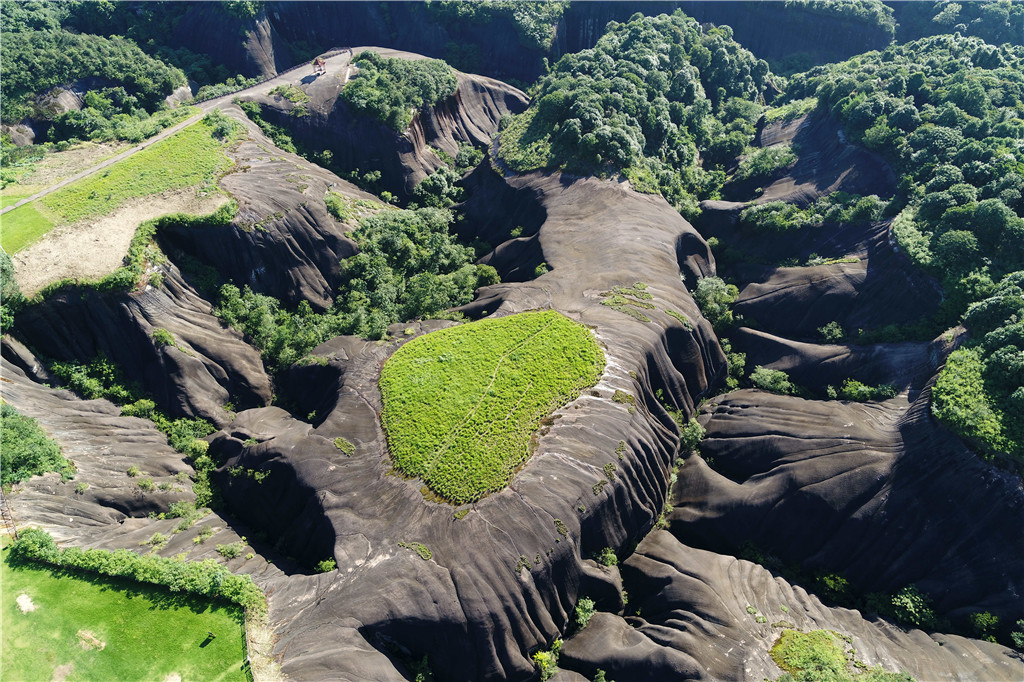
(196, 170, 725, 680)
(558, 532, 1020, 681)
(172, 4, 291, 80)
(1, 347, 193, 525)
(13, 264, 270, 425)
(722, 112, 898, 205)
(243, 49, 529, 197)
(159, 103, 373, 311)
(670, 384, 1024, 634)
(730, 222, 941, 339)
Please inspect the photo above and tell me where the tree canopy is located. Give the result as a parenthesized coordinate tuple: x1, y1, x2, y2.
(341, 51, 458, 131)
(497, 10, 774, 217)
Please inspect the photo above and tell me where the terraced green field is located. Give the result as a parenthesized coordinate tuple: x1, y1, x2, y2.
(380, 310, 605, 504)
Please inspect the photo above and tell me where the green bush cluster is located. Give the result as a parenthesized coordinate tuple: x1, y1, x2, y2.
(0, 30, 185, 124)
(739, 192, 886, 232)
(750, 366, 796, 395)
(9, 528, 265, 614)
(51, 356, 139, 403)
(341, 51, 458, 131)
(678, 418, 706, 452)
(930, 272, 1022, 462)
(596, 547, 618, 567)
(0, 404, 75, 486)
(692, 276, 739, 331)
(720, 337, 747, 390)
(412, 166, 463, 208)
(734, 144, 797, 183)
(497, 11, 774, 216)
(217, 207, 498, 371)
(892, 1, 1023, 46)
(380, 310, 605, 504)
(574, 596, 596, 630)
(828, 379, 898, 402)
(532, 639, 561, 681)
(426, 1, 568, 51)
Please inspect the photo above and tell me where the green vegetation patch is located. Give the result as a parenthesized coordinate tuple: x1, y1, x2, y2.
(769, 629, 913, 682)
(0, 201, 55, 254)
(497, 11, 774, 217)
(931, 272, 1023, 464)
(2, 538, 248, 682)
(341, 51, 457, 131)
(37, 117, 235, 226)
(0, 404, 75, 486)
(380, 310, 605, 504)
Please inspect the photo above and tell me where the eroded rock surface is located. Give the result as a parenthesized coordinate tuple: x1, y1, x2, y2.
(4, 47, 1022, 682)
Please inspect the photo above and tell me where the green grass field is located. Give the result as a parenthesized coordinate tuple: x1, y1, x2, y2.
(380, 310, 605, 504)
(0, 119, 234, 254)
(1, 193, 30, 209)
(1, 541, 248, 682)
(1, 202, 55, 254)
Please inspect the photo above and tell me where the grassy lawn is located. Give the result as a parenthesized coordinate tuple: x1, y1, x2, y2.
(1, 202, 56, 254)
(380, 310, 605, 504)
(1, 541, 248, 682)
(1, 192, 31, 209)
(40, 120, 234, 226)
(1, 118, 235, 254)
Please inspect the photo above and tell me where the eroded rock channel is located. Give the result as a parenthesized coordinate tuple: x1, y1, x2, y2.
(3, 40, 1022, 682)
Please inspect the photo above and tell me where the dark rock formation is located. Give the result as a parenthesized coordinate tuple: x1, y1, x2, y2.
(6, 43, 1022, 682)
(202, 170, 725, 679)
(243, 48, 529, 198)
(671, 385, 1024, 633)
(12, 263, 270, 425)
(558, 532, 1020, 681)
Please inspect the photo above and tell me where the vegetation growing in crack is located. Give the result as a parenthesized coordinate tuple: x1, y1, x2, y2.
(380, 310, 605, 504)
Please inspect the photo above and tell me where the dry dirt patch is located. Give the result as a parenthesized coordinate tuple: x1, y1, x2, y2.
(16, 593, 37, 613)
(77, 629, 106, 650)
(13, 189, 229, 297)
(21, 141, 132, 191)
(164, 673, 182, 682)
(51, 662, 74, 682)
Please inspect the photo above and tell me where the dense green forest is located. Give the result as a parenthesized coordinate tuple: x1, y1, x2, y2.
(774, 34, 1023, 461)
(341, 51, 458, 131)
(498, 11, 773, 217)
